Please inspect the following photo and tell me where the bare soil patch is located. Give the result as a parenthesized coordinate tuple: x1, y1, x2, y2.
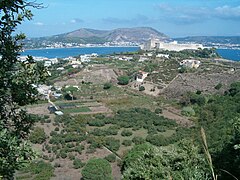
(162, 70, 240, 99)
(162, 106, 193, 127)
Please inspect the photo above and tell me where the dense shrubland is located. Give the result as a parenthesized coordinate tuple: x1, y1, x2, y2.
(178, 81, 240, 179)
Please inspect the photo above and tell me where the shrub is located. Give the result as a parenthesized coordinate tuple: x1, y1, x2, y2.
(155, 108, 162, 114)
(122, 140, 132, 146)
(29, 127, 47, 144)
(73, 158, 85, 169)
(74, 145, 84, 154)
(23, 160, 54, 180)
(121, 129, 133, 137)
(196, 90, 202, 95)
(132, 137, 145, 145)
(88, 120, 105, 127)
(117, 75, 129, 85)
(139, 86, 145, 91)
(54, 163, 61, 168)
(181, 106, 195, 117)
(105, 137, 120, 152)
(60, 151, 67, 159)
(105, 128, 118, 136)
(146, 134, 169, 146)
(54, 127, 60, 131)
(215, 83, 223, 90)
(103, 82, 112, 90)
(104, 154, 116, 163)
(82, 158, 113, 180)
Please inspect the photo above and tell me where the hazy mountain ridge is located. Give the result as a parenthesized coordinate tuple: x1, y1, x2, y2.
(24, 27, 169, 48)
(174, 36, 240, 45)
(24, 27, 240, 49)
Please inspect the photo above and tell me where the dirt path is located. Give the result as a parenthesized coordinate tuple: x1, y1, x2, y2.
(162, 107, 193, 127)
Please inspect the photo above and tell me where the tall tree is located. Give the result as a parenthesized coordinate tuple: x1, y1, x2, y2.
(122, 141, 211, 179)
(0, 0, 46, 178)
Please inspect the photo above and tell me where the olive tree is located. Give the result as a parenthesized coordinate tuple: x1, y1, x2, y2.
(0, 0, 46, 178)
(81, 158, 113, 180)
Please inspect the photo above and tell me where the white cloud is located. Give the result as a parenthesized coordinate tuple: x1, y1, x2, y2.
(70, 18, 84, 24)
(155, 3, 240, 25)
(102, 14, 157, 25)
(215, 5, 240, 20)
(34, 22, 44, 26)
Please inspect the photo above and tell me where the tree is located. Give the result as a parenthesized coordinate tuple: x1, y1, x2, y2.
(122, 141, 211, 179)
(81, 158, 113, 180)
(29, 127, 47, 144)
(63, 86, 79, 100)
(103, 82, 112, 89)
(139, 86, 145, 91)
(0, 1, 45, 178)
(117, 75, 129, 85)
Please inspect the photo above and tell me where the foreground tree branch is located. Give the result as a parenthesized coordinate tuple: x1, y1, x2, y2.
(0, 0, 47, 178)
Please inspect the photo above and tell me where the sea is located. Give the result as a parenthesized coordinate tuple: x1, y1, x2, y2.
(216, 49, 240, 61)
(21, 47, 140, 59)
(21, 47, 240, 61)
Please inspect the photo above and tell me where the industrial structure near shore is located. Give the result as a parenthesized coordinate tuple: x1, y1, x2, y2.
(141, 38, 204, 51)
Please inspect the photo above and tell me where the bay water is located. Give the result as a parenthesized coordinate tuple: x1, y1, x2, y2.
(22, 47, 240, 61)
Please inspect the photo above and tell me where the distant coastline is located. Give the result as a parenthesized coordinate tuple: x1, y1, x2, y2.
(23, 45, 140, 51)
(21, 46, 140, 59)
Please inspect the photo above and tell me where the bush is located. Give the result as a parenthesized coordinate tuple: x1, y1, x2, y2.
(29, 127, 47, 144)
(103, 82, 112, 90)
(105, 137, 120, 152)
(122, 140, 132, 146)
(22, 160, 54, 180)
(105, 127, 118, 136)
(146, 134, 169, 146)
(155, 108, 162, 114)
(181, 106, 195, 117)
(104, 154, 116, 163)
(117, 75, 129, 85)
(54, 163, 61, 168)
(60, 151, 67, 159)
(215, 83, 223, 90)
(73, 158, 85, 169)
(121, 129, 133, 137)
(139, 86, 145, 91)
(88, 120, 105, 127)
(196, 90, 202, 95)
(132, 137, 145, 145)
(54, 127, 60, 131)
(81, 158, 113, 180)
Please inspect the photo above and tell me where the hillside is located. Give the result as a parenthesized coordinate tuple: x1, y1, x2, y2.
(174, 36, 240, 45)
(24, 27, 168, 48)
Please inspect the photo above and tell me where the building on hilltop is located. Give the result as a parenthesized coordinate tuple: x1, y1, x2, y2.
(135, 70, 148, 82)
(142, 38, 203, 51)
(179, 59, 201, 69)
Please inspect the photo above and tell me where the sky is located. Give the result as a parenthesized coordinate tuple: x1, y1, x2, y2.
(17, 0, 240, 38)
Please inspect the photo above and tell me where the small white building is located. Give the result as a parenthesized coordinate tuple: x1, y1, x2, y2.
(180, 59, 201, 69)
(49, 58, 59, 64)
(156, 54, 169, 58)
(136, 71, 148, 82)
(44, 61, 52, 67)
(69, 60, 82, 68)
(80, 55, 91, 62)
(142, 38, 203, 51)
(36, 85, 52, 99)
(139, 56, 149, 62)
(56, 67, 64, 70)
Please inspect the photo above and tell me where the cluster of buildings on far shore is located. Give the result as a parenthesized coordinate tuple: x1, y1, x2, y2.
(141, 38, 203, 51)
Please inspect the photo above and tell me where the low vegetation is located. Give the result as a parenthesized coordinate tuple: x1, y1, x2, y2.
(81, 158, 113, 180)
